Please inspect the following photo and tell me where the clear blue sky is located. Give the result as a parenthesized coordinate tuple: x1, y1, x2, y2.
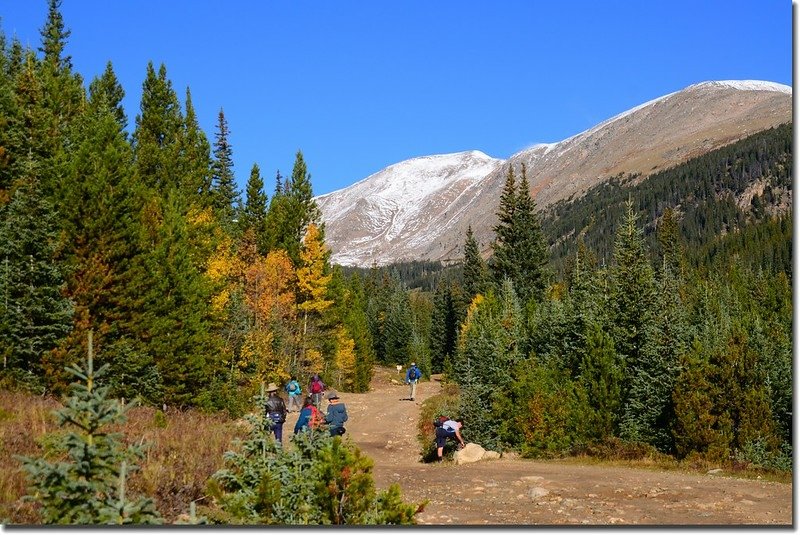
(1, 1, 792, 196)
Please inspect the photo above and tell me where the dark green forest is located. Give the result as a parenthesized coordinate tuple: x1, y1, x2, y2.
(0, 0, 792, 482)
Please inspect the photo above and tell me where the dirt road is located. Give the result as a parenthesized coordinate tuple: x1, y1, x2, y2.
(287, 368, 792, 526)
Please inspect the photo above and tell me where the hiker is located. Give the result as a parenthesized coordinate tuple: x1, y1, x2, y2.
(405, 362, 421, 401)
(435, 418, 465, 462)
(324, 390, 348, 436)
(309, 373, 326, 408)
(294, 395, 323, 434)
(264, 382, 288, 445)
(285, 376, 302, 412)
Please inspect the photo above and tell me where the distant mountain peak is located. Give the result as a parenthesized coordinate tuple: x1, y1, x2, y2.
(318, 80, 792, 267)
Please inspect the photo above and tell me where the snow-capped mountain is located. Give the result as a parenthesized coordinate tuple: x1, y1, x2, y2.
(317, 80, 792, 267)
(315, 151, 503, 266)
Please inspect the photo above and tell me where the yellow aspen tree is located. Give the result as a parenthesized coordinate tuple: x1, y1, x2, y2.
(334, 327, 357, 391)
(296, 223, 334, 374)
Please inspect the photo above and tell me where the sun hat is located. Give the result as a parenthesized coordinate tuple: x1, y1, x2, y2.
(266, 382, 279, 393)
(326, 390, 340, 400)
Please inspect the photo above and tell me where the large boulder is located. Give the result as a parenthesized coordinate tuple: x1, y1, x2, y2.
(454, 443, 485, 464)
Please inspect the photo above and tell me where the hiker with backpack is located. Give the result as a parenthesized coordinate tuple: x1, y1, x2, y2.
(434, 417, 465, 462)
(405, 362, 421, 401)
(324, 390, 348, 436)
(285, 376, 302, 412)
(264, 383, 288, 446)
(309, 374, 325, 408)
(294, 395, 324, 433)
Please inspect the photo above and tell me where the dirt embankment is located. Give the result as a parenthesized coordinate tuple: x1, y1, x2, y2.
(285, 368, 792, 526)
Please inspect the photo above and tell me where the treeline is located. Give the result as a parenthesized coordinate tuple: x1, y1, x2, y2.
(370, 158, 791, 467)
(0, 1, 375, 412)
(542, 122, 793, 275)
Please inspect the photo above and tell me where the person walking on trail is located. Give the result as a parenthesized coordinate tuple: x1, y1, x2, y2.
(264, 383, 288, 445)
(285, 376, 302, 412)
(435, 418, 465, 462)
(405, 362, 421, 401)
(324, 390, 348, 436)
(294, 395, 323, 434)
(309, 374, 325, 408)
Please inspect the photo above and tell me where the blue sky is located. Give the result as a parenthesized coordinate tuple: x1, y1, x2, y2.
(1, 1, 792, 196)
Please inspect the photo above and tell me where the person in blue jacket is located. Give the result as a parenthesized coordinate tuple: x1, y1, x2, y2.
(405, 362, 421, 401)
(324, 390, 348, 436)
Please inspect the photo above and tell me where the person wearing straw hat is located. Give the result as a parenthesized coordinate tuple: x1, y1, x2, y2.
(324, 390, 348, 436)
(264, 382, 288, 445)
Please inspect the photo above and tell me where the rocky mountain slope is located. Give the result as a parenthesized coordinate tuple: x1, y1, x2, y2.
(317, 81, 792, 267)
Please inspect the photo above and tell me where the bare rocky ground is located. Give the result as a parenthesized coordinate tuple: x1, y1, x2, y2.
(285, 368, 792, 527)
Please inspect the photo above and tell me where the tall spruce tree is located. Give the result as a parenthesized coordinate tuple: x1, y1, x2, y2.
(242, 163, 268, 251)
(609, 199, 659, 443)
(490, 165, 549, 305)
(462, 225, 488, 300)
(132, 62, 183, 192)
(211, 108, 240, 229)
(180, 87, 213, 207)
(0, 178, 73, 378)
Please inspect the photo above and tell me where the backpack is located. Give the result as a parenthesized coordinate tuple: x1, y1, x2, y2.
(311, 379, 323, 394)
(309, 406, 324, 428)
(433, 415, 448, 428)
(410, 367, 420, 381)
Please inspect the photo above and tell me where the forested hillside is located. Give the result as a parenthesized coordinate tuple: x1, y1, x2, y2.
(542, 123, 792, 276)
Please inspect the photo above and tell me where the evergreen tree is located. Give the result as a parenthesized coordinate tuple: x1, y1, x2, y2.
(47, 83, 141, 392)
(462, 225, 487, 300)
(453, 280, 522, 450)
(490, 166, 517, 286)
(0, 178, 73, 380)
(19, 333, 162, 524)
(124, 190, 220, 407)
(209, 410, 419, 524)
(242, 163, 268, 250)
(132, 62, 183, 192)
(608, 199, 657, 414)
(264, 151, 322, 264)
(211, 108, 240, 229)
(490, 165, 549, 305)
(179, 87, 213, 206)
(87, 61, 127, 131)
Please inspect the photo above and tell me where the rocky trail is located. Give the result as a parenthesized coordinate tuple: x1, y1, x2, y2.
(284, 368, 792, 526)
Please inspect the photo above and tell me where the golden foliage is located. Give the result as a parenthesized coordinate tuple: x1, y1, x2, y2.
(244, 249, 297, 327)
(297, 223, 333, 314)
(334, 327, 357, 391)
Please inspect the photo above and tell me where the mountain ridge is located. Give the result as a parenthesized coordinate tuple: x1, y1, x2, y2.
(317, 80, 792, 267)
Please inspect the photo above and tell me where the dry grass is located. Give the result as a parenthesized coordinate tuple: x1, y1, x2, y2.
(0, 389, 248, 524)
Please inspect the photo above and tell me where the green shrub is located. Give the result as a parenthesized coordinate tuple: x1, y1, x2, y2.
(17, 351, 162, 525)
(208, 412, 422, 525)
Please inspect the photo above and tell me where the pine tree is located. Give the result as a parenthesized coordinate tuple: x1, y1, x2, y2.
(462, 225, 487, 300)
(242, 163, 268, 251)
(87, 61, 127, 130)
(490, 166, 518, 286)
(179, 87, 213, 206)
(513, 165, 550, 303)
(211, 108, 240, 229)
(47, 79, 142, 392)
(132, 62, 183, 193)
(19, 332, 162, 524)
(0, 178, 73, 381)
(209, 409, 419, 524)
(490, 165, 549, 305)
